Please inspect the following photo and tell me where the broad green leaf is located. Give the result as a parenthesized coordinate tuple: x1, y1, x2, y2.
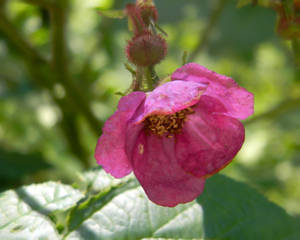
(1, 169, 299, 240)
(197, 174, 299, 240)
(65, 168, 203, 240)
(0, 182, 83, 240)
(75, 167, 134, 193)
(0, 148, 51, 181)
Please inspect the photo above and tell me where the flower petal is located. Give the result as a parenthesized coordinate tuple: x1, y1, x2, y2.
(133, 80, 207, 123)
(171, 63, 254, 120)
(95, 92, 146, 178)
(176, 96, 245, 178)
(130, 132, 206, 207)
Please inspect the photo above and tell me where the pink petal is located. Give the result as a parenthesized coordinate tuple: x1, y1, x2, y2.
(133, 80, 207, 123)
(130, 132, 206, 207)
(176, 96, 245, 178)
(95, 92, 146, 178)
(171, 63, 254, 120)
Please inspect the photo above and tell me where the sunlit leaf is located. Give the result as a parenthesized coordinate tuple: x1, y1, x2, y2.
(0, 182, 83, 240)
(65, 168, 203, 240)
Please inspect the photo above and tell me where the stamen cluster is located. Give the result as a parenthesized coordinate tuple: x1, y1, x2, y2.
(144, 107, 194, 137)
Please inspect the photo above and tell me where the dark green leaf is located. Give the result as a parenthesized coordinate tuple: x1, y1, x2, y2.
(0, 148, 52, 181)
(197, 174, 299, 240)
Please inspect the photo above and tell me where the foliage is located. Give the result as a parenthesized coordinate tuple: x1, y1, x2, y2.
(1, 169, 299, 240)
(0, 0, 300, 239)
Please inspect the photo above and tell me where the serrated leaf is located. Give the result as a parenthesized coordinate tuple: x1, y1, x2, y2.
(75, 166, 134, 193)
(66, 169, 300, 240)
(197, 174, 299, 240)
(1, 169, 299, 240)
(65, 168, 203, 240)
(0, 182, 83, 240)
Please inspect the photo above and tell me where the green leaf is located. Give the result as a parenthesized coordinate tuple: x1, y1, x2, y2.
(0, 182, 83, 240)
(197, 174, 299, 240)
(1, 169, 299, 240)
(96, 9, 126, 19)
(0, 148, 52, 181)
(65, 168, 203, 240)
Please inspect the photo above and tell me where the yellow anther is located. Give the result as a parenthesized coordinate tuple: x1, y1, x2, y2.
(143, 107, 195, 137)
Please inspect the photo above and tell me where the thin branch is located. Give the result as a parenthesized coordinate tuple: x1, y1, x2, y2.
(50, 3, 102, 136)
(244, 98, 300, 125)
(21, 0, 55, 8)
(0, 13, 47, 63)
(0, 9, 91, 168)
(189, 0, 228, 61)
(292, 39, 300, 69)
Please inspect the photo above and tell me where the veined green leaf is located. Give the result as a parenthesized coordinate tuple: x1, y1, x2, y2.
(65, 168, 203, 240)
(0, 182, 83, 240)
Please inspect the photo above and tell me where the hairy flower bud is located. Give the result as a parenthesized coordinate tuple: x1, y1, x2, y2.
(276, 16, 300, 39)
(139, 5, 158, 25)
(125, 4, 146, 35)
(126, 33, 167, 66)
(136, 0, 158, 26)
(271, 0, 300, 39)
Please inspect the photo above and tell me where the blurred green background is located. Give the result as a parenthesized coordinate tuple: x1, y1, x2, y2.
(0, 0, 299, 218)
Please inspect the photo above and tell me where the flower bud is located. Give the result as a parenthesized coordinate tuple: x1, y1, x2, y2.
(136, 0, 158, 26)
(276, 16, 300, 39)
(139, 5, 158, 25)
(125, 4, 146, 35)
(126, 33, 167, 66)
(271, 0, 300, 39)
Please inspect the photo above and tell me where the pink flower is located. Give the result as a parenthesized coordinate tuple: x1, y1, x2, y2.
(95, 63, 254, 207)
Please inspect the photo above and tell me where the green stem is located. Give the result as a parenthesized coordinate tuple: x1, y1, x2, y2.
(149, 66, 159, 86)
(135, 67, 144, 90)
(22, 0, 55, 8)
(189, 0, 227, 61)
(292, 39, 300, 68)
(244, 98, 300, 125)
(0, 12, 46, 63)
(145, 67, 154, 90)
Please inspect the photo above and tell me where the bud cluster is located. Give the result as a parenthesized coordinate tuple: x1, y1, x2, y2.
(125, 0, 167, 67)
(272, 0, 300, 39)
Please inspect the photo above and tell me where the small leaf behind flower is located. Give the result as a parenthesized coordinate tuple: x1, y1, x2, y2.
(96, 9, 126, 19)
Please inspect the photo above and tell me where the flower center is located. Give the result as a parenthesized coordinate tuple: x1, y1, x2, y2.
(143, 107, 194, 137)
